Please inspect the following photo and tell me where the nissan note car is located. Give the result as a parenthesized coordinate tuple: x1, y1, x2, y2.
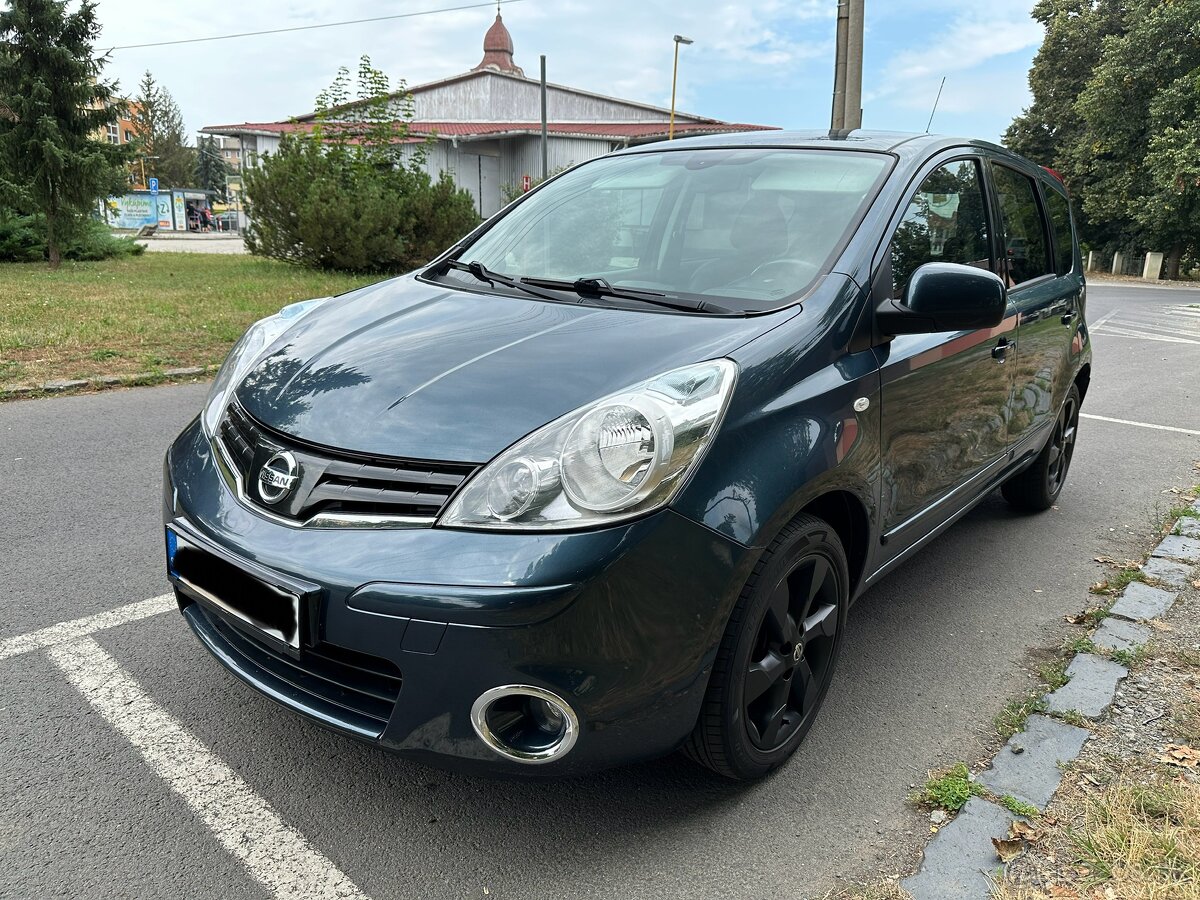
(164, 131, 1090, 779)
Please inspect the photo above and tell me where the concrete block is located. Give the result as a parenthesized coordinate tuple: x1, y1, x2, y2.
(0, 384, 34, 396)
(901, 798, 1016, 900)
(1111, 251, 1125, 275)
(978, 715, 1089, 809)
(1177, 517, 1200, 538)
(1086, 250, 1100, 272)
(1109, 581, 1177, 621)
(1092, 618, 1151, 653)
(40, 379, 88, 392)
(1045, 653, 1127, 717)
(1142, 251, 1164, 281)
(1151, 535, 1200, 564)
(163, 366, 205, 377)
(1141, 558, 1192, 591)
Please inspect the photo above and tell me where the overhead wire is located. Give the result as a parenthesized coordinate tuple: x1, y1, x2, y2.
(106, 0, 524, 51)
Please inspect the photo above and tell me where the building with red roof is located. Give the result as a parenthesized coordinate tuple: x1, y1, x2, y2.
(202, 12, 775, 217)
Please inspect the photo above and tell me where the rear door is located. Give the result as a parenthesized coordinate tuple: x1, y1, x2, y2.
(985, 160, 1080, 452)
(875, 154, 1018, 552)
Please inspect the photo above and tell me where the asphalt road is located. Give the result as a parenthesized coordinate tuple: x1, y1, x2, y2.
(2, 281, 1198, 899)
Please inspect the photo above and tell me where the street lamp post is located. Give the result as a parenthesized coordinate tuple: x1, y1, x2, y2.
(669, 34, 693, 140)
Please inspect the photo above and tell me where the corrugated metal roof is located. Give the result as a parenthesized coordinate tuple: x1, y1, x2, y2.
(201, 121, 777, 140)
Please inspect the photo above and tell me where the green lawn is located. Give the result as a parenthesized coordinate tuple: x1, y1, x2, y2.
(0, 253, 379, 387)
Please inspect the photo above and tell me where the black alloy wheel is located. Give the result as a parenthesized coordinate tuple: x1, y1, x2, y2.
(684, 513, 849, 780)
(1002, 383, 1082, 511)
(744, 554, 840, 751)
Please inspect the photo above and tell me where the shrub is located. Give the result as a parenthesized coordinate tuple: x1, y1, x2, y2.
(244, 57, 480, 273)
(0, 213, 143, 263)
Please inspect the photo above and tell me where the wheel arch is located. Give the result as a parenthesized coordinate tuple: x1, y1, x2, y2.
(799, 490, 870, 598)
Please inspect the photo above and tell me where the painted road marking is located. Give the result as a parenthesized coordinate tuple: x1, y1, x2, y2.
(1090, 326, 1200, 345)
(0, 593, 175, 661)
(45, 636, 371, 900)
(1081, 413, 1200, 437)
(1089, 309, 1118, 329)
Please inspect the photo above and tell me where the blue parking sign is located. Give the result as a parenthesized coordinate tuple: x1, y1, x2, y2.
(148, 177, 159, 194)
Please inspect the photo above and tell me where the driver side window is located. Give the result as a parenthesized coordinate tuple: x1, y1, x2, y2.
(891, 159, 991, 298)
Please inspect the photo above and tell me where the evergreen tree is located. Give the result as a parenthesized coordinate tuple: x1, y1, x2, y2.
(131, 71, 196, 189)
(195, 135, 230, 199)
(0, 0, 130, 267)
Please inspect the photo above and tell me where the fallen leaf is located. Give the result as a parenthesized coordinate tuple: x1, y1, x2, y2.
(992, 836, 1024, 862)
(1049, 886, 1081, 899)
(1160, 744, 1200, 768)
(1011, 820, 1043, 842)
(1034, 588, 1044, 593)
(1147, 620, 1174, 632)
(1081, 772, 1102, 785)
(1094, 555, 1118, 565)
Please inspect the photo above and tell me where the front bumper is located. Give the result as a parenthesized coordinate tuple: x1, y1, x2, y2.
(165, 417, 753, 775)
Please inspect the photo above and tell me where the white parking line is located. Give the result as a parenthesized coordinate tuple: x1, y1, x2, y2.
(46, 636, 371, 900)
(1089, 309, 1118, 329)
(0, 593, 175, 661)
(1081, 413, 1200, 437)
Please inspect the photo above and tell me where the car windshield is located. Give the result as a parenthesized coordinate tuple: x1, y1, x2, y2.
(438, 148, 892, 312)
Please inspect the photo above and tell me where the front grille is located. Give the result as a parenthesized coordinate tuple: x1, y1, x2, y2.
(189, 602, 402, 739)
(216, 401, 477, 525)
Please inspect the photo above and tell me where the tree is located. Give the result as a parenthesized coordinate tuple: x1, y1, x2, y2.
(130, 71, 196, 189)
(195, 135, 230, 199)
(1003, 0, 1126, 246)
(0, 0, 130, 267)
(1074, 0, 1200, 278)
(244, 56, 479, 272)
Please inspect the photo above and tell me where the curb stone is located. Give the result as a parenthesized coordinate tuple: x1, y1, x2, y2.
(1151, 534, 1200, 564)
(1140, 557, 1192, 590)
(1044, 654, 1127, 718)
(899, 522, 1195, 898)
(900, 798, 1017, 900)
(1091, 618, 1151, 653)
(0, 366, 215, 401)
(1109, 581, 1178, 620)
(978, 715, 1089, 809)
(1177, 516, 1200, 538)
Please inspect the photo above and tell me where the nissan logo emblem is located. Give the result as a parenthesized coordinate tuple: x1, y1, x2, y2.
(257, 451, 299, 505)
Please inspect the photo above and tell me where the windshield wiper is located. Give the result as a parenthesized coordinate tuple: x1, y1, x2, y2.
(439, 259, 581, 305)
(519, 276, 732, 314)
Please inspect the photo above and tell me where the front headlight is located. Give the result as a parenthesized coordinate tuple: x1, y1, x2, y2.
(200, 297, 330, 438)
(439, 359, 737, 531)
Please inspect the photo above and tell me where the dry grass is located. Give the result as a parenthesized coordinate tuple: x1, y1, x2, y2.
(0, 253, 377, 386)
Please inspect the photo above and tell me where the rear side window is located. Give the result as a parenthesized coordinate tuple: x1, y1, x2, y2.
(1043, 187, 1075, 275)
(990, 165, 1052, 286)
(890, 159, 992, 298)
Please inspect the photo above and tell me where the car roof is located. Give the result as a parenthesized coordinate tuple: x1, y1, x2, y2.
(616, 129, 1011, 165)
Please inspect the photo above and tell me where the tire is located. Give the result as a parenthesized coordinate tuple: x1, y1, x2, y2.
(684, 513, 849, 780)
(1001, 383, 1081, 511)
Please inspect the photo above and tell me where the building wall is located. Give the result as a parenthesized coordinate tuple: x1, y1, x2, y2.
(403, 72, 699, 124)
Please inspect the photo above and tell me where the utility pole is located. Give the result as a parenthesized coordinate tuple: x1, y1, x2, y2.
(539, 55, 548, 179)
(831, 0, 864, 132)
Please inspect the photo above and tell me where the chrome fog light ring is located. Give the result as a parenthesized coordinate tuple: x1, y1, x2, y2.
(470, 684, 580, 764)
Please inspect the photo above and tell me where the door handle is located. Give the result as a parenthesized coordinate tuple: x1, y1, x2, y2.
(991, 338, 1015, 362)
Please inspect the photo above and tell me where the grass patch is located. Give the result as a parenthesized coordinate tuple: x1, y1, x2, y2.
(999, 795, 1041, 818)
(0, 253, 378, 387)
(1090, 565, 1147, 596)
(1039, 657, 1071, 690)
(996, 694, 1049, 740)
(918, 763, 983, 811)
(1051, 709, 1089, 728)
(1069, 777, 1200, 897)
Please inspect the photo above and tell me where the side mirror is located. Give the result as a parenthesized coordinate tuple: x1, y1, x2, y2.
(876, 262, 1007, 335)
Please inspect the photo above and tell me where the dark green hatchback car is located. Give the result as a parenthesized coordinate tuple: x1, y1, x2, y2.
(164, 130, 1090, 779)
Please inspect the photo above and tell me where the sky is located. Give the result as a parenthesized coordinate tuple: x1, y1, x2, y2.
(91, 0, 1043, 144)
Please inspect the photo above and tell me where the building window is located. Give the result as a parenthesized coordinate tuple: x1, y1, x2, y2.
(107, 123, 119, 144)
(124, 129, 133, 143)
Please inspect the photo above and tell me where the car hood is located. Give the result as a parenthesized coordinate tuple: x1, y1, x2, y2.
(234, 276, 792, 462)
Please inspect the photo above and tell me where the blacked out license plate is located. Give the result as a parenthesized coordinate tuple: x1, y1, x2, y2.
(167, 528, 302, 649)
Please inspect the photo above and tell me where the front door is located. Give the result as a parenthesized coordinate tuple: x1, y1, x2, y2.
(876, 156, 1017, 549)
(987, 162, 1080, 449)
